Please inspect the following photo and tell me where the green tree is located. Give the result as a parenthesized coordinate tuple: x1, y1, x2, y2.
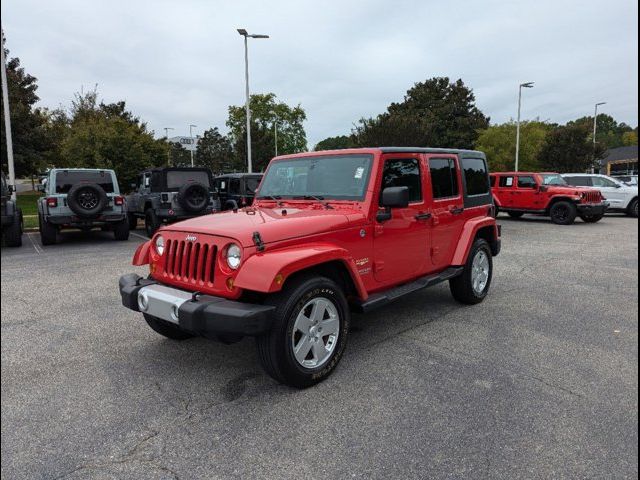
(476, 121, 551, 172)
(621, 130, 638, 146)
(352, 77, 489, 149)
(314, 135, 356, 151)
(0, 37, 54, 176)
(60, 89, 166, 188)
(227, 93, 307, 172)
(168, 141, 191, 167)
(195, 127, 235, 174)
(537, 123, 606, 173)
(569, 114, 634, 149)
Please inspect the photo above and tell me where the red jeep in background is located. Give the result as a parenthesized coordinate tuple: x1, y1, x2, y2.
(119, 148, 501, 388)
(490, 172, 608, 225)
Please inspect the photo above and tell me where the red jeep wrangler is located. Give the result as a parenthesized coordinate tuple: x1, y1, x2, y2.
(119, 148, 501, 387)
(490, 172, 608, 225)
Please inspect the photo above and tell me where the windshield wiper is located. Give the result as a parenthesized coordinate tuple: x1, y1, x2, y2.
(257, 195, 282, 200)
(293, 195, 334, 209)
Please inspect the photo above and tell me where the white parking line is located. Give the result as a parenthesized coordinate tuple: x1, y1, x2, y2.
(130, 232, 149, 241)
(26, 233, 43, 255)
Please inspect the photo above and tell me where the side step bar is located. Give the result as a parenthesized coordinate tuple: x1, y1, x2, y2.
(353, 267, 463, 313)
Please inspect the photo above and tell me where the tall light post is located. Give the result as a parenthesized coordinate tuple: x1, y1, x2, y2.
(237, 28, 269, 173)
(274, 115, 278, 157)
(592, 102, 606, 173)
(189, 124, 197, 167)
(164, 127, 174, 166)
(1, 27, 16, 200)
(515, 82, 534, 172)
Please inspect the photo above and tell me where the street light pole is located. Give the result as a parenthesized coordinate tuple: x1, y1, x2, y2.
(274, 115, 278, 157)
(1, 27, 16, 200)
(164, 127, 174, 166)
(237, 29, 269, 173)
(189, 124, 197, 167)
(515, 82, 534, 172)
(592, 102, 606, 173)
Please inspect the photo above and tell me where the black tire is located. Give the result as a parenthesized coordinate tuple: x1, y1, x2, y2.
(143, 314, 193, 340)
(450, 238, 493, 305)
(113, 218, 130, 240)
(128, 213, 138, 230)
(508, 211, 524, 219)
(256, 275, 350, 388)
(549, 201, 577, 225)
(39, 213, 57, 245)
(627, 198, 638, 218)
(580, 214, 604, 223)
(3, 212, 22, 247)
(67, 183, 108, 218)
(145, 208, 160, 237)
(177, 182, 209, 213)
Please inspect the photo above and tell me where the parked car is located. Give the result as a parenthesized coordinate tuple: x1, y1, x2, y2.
(37, 168, 129, 245)
(490, 172, 608, 225)
(562, 174, 638, 217)
(1, 171, 23, 247)
(126, 167, 220, 237)
(612, 175, 638, 187)
(214, 173, 263, 210)
(119, 147, 501, 388)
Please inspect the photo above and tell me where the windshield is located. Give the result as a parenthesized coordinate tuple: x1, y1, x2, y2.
(541, 174, 567, 186)
(258, 154, 373, 200)
(55, 171, 115, 194)
(166, 170, 211, 190)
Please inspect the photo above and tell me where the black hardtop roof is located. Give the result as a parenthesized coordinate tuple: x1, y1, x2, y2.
(215, 173, 263, 179)
(145, 167, 213, 173)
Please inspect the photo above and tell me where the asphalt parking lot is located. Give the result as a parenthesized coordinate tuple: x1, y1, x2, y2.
(1, 216, 638, 479)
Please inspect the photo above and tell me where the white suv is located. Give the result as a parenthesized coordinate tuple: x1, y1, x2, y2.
(562, 174, 638, 217)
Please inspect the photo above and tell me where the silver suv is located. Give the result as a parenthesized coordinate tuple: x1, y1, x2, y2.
(37, 168, 129, 245)
(562, 174, 638, 217)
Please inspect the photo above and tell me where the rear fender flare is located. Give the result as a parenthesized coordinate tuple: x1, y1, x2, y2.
(234, 243, 368, 299)
(451, 218, 499, 265)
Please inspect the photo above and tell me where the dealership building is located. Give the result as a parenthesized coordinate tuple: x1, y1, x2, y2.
(599, 145, 638, 176)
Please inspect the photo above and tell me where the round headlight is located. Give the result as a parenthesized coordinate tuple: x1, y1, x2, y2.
(226, 243, 242, 270)
(155, 235, 165, 255)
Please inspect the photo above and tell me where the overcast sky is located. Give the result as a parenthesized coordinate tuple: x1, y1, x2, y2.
(2, 0, 638, 148)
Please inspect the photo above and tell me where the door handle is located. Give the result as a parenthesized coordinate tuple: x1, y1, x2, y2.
(415, 212, 432, 221)
(450, 207, 464, 215)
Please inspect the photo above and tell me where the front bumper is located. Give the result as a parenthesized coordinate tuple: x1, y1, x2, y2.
(118, 274, 274, 337)
(577, 201, 609, 216)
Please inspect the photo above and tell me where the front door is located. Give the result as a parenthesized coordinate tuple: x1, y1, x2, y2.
(592, 176, 626, 209)
(512, 174, 541, 210)
(373, 155, 431, 284)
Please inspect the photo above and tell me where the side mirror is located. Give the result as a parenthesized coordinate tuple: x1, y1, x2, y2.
(8, 185, 15, 194)
(377, 186, 409, 222)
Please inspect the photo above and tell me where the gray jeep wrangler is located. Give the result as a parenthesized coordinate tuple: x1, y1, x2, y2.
(37, 168, 129, 245)
(126, 167, 220, 237)
(1, 171, 23, 247)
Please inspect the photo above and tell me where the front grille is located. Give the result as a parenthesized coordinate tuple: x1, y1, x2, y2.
(583, 191, 601, 204)
(163, 239, 217, 285)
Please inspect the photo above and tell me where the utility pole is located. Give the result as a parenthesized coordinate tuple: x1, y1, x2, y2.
(274, 115, 278, 157)
(164, 127, 174, 166)
(515, 82, 534, 172)
(189, 124, 197, 167)
(592, 102, 606, 173)
(1, 27, 16, 200)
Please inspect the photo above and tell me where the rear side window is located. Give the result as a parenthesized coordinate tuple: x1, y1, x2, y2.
(592, 176, 619, 188)
(564, 176, 592, 187)
(461, 158, 489, 196)
(381, 158, 422, 203)
(166, 170, 211, 190)
(229, 178, 241, 195)
(55, 171, 115, 194)
(245, 177, 261, 194)
(517, 176, 537, 188)
(429, 158, 459, 199)
(499, 176, 514, 187)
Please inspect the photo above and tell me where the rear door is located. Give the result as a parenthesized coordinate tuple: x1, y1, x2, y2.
(494, 175, 516, 208)
(425, 154, 465, 268)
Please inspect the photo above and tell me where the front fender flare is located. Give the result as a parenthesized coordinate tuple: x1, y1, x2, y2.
(451, 217, 499, 265)
(132, 240, 151, 266)
(234, 243, 368, 299)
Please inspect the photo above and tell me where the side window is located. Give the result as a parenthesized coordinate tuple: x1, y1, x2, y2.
(461, 158, 489, 196)
(143, 173, 151, 189)
(592, 176, 618, 188)
(517, 176, 537, 189)
(499, 176, 514, 187)
(381, 158, 422, 203)
(429, 158, 459, 199)
(565, 176, 592, 187)
(229, 178, 241, 195)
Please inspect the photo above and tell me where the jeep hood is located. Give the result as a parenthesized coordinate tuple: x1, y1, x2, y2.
(161, 206, 367, 247)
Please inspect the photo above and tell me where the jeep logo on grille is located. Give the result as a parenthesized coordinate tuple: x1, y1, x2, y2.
(185, 234, 198, 242)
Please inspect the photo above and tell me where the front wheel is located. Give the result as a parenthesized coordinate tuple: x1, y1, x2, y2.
(3, 213, 22, 247)
(450, 239, 493, 305)
(549, 201, 577, 225)
(128, 213, 138, 230)
(580, 213, 604, 223)
(256, 275, 350, 388)
(145, 209, 160, 237)
(113, 218, 130, 240)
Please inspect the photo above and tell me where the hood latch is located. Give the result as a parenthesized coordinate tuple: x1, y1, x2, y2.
(252, 231, 265, 252)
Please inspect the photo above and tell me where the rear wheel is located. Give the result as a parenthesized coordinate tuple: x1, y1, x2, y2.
(580, 213, 604, 223)
(627, 198, 638, 218)
(450, 239, 493, 305)
(508, 211, 524, 219)
(144, 314, 193, 340)
(4, 212, 22, 247)
(145, 209, 160, 237)
(549, 201, 577, 225)
(113, 218, 130, 240)
(256, 275, 350, 388)
(39, 213, 57, 245)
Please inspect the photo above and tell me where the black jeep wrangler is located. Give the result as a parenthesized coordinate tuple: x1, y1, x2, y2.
(214, 173, 263, 210)
(1, 171, 23, 247)
(126, 167, 220, 237)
